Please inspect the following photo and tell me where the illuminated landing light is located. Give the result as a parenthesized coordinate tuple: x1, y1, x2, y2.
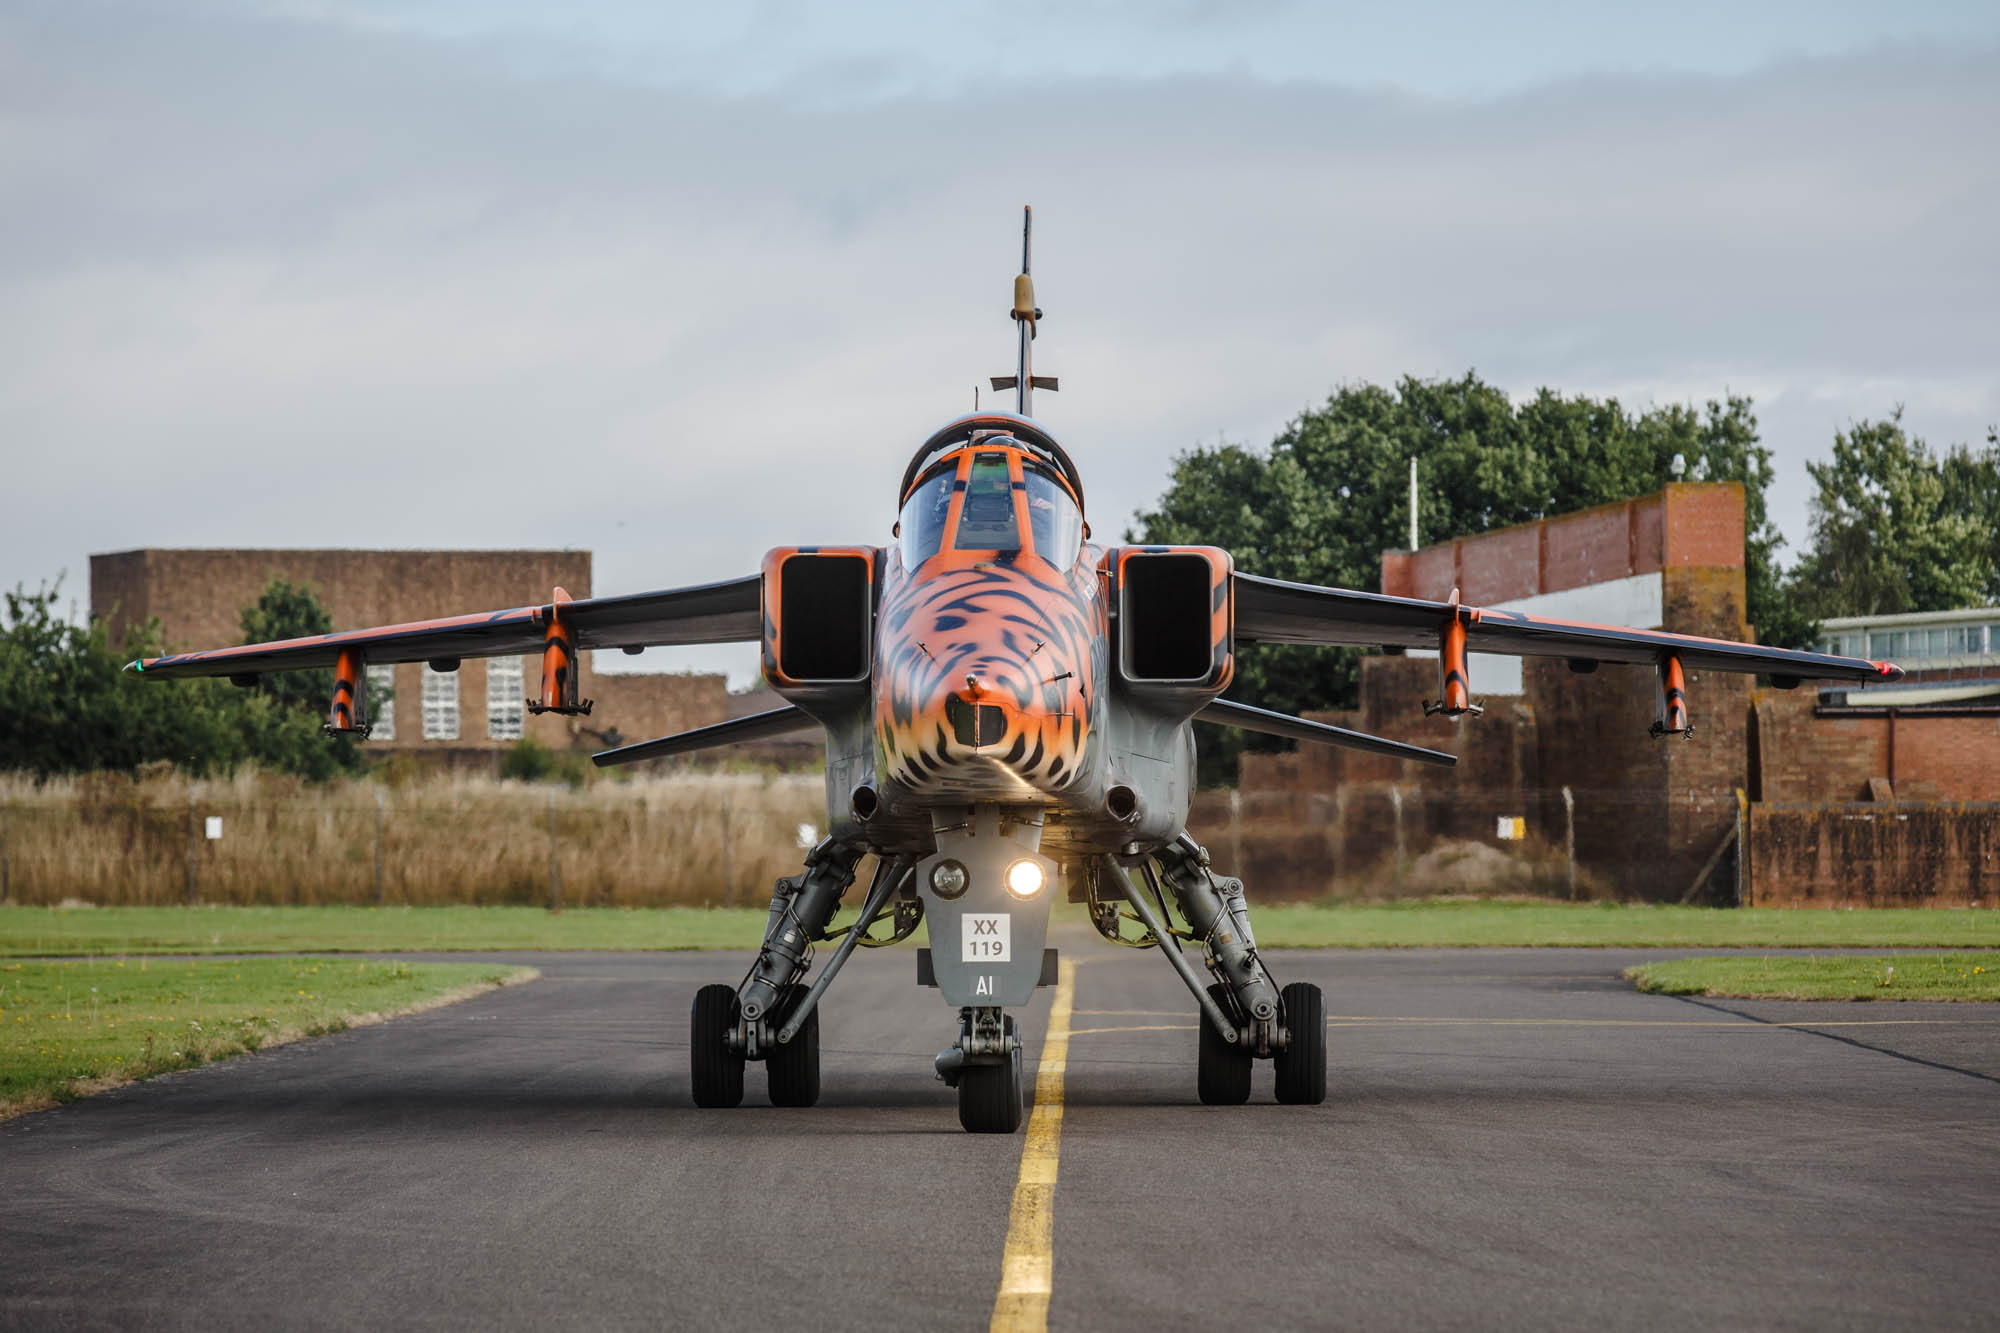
(1006, 859, 1046, 899)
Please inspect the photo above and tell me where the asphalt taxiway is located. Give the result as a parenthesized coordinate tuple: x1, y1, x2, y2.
(3, 942, 1995, 1330)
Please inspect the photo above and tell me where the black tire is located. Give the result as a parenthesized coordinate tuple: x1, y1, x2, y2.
(1273, 981, 1326, 1106)
(690, 983, 745, 1108)
(766, 984, 821, 1108)
(1197, 983, 1253, 1105)
(958, 1033, 1024, 1134)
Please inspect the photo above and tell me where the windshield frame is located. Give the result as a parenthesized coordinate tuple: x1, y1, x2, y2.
(897, 442, 1087, 571)
(897, 457, 961, 570)
(1021, 458, 1084, 570)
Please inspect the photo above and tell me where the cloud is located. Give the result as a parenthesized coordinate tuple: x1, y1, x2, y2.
(3, 4, 1996, 683)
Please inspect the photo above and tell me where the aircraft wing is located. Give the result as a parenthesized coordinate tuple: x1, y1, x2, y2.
(127, 576, 762, 680)
(1232, 572, 1900, 684)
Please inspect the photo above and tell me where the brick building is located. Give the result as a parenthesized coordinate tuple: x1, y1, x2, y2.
(1233, 484, 1753, 901)
(1227, 484, 1999, 905)
(90, 549, 731, 763)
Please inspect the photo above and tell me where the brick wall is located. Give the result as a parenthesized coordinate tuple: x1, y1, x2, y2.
(1235, 484, 1753, 901)
(1379, 483, 1738, 605)
(585, 674, 733, 751)
(1754, 689, 2000, 804)
(90, 549, 593, 653)
(1748, 802, 2000, 907)
(89, 549, 733, 757)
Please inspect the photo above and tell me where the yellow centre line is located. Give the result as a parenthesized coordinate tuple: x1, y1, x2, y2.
(990, 957, 1075, 1333)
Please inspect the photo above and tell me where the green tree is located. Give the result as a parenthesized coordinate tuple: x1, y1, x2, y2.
(0, 578, 360, 781)
(1785, 414, 2000, 619)
(234, 578, 365, 778)
(1132, 374, 1794, 782)
(239, 578, 334, 713)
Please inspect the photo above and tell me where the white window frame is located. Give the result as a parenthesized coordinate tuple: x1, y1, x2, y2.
(365, 664, 397, 741)
(421, 665, 460, 741)
(487, 656, 526, 742)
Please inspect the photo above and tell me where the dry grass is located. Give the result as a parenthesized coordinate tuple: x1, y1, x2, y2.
(0, 769, 824, 908)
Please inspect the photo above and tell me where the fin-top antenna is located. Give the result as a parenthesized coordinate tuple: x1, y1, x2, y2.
(991, 206, 1057, 416)
(1012, 206, 1036, 415)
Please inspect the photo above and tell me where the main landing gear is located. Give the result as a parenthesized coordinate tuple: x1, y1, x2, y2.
(1092, 835, 1326, 1107)
(689, 838, 918, 1110)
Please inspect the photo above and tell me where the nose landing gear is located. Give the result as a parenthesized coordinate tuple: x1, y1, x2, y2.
(937, 1008, 1022, 1134)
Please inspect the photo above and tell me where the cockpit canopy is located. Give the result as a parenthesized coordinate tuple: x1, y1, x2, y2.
(899, 442, 1085, 570)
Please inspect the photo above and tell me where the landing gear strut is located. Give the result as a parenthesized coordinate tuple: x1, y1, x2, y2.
(688, 836, 876, 1109)
(1103, 836, 1326, 1106)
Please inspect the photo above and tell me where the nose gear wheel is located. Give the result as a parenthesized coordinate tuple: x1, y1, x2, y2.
(957, 1013, 1023, 1133)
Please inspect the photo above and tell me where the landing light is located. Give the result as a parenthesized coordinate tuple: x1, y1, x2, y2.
(931, 860, 969, 899)
(1005, 859, 1045, 899)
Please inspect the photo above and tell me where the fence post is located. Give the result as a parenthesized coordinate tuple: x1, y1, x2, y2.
(1390, 785, 1405, 891)
(720, 794, 733, 906)
(1224, 784, 1240, 876)
(186, 790, 198, 905)
(373, 788, 385, 905)
(1562, 785, 1576, 901)
(1333, 786, 1347, 886)
(1735, 787, 1748, 907)
(546, 790, 562, 913)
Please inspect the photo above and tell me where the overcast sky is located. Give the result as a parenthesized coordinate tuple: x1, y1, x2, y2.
(5, 1, 1996, 686)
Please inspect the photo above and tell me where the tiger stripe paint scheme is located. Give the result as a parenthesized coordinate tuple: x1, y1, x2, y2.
(872, 534, 1105, 800)
(868, 437, 1106, 804)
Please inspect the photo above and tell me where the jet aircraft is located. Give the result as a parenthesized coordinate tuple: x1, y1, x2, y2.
(129, 210, 1903, 1133)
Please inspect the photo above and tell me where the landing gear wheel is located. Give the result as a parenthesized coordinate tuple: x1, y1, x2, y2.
(766, 984, 821, 1108)
(958, 1018, 1024, 1134)
(1273, 981, 1326, 1105)
(690, 983, 745, 1108)
(1197, 983, 1252, 1105)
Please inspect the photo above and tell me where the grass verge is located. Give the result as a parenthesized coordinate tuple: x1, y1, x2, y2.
(0, 905, 774, 956)
(0, 955, 535, 1119)
(3, 900, 1999, 957)
(1627, 953, 2000, 1001)
(1248, 900, 2000, 950)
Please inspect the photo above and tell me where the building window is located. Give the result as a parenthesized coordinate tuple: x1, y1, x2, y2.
(366, 664, 396, 740)
(421, 665, 459, 741)
(1868, 630, 1908, 660)
(488, 656, 525, 741)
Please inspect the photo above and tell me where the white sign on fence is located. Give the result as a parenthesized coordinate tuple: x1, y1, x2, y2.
(204, 816, 223, 840)
(1496, 816, 1525, 841)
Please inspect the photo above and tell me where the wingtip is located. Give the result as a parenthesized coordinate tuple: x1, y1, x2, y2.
(1876, 661, 1904, 682)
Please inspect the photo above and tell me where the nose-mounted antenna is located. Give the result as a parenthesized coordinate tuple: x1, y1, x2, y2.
(990, 205, 1058, 417)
